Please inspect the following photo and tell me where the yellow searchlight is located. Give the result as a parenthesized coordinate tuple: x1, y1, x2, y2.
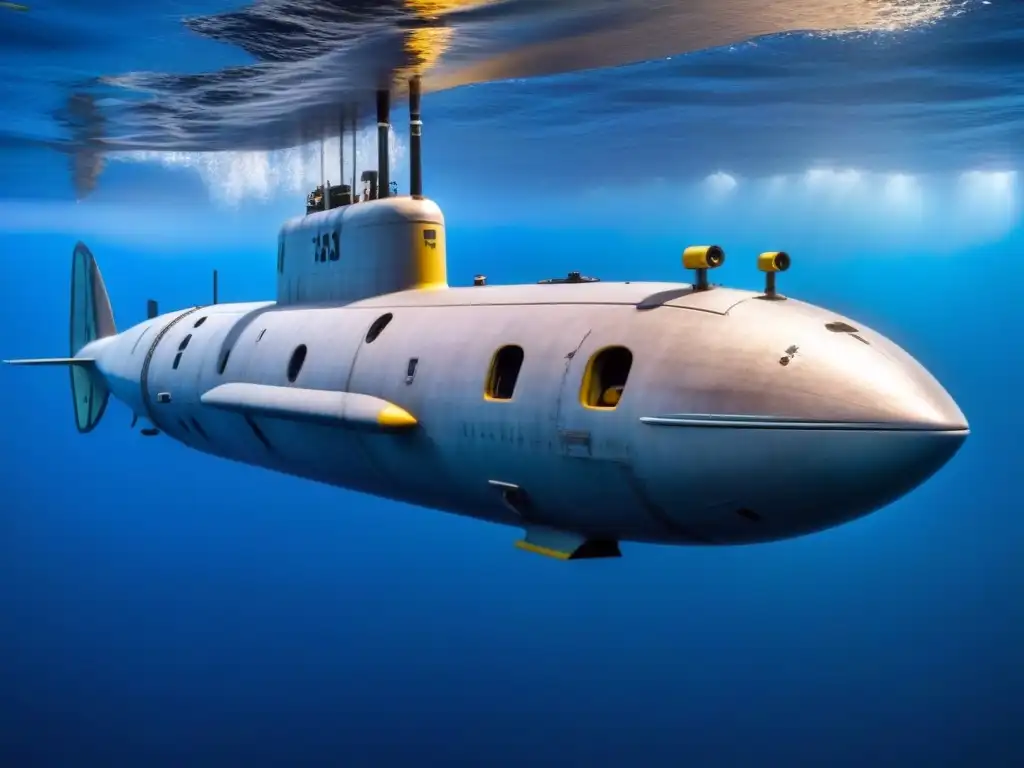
(683, 245, 725, 292)
(758, 251, 791, 299)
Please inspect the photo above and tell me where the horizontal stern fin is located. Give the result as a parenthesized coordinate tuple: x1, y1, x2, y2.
(200, 383, 418, 431)
(4, 357, 95, 366)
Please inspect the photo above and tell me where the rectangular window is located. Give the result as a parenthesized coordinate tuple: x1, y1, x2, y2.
(485, 346, 524, 400)
(581, 347, 633, 409)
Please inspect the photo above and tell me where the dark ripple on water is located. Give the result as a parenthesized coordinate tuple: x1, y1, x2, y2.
(1, 0, 1022, 197)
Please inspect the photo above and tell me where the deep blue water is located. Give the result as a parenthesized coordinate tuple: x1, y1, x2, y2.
(1, 1, 1022, 766)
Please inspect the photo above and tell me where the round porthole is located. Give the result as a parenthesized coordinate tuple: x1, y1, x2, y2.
(365, 313, 393, 344)
(287, 344, 307, 382)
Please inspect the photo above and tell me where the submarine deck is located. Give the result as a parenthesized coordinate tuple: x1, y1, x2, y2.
(328, 280, 758, 315)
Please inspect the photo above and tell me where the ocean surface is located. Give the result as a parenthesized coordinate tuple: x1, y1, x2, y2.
(1, 0, 1021, 765)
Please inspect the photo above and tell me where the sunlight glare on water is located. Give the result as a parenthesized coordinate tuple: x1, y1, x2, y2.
(90, 0, 1009, 207)
(0, 0, 1018, 233)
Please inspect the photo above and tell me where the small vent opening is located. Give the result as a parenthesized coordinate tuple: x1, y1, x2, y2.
(287, 344, 307, 382)
(218, 348, 231, 375)
(366, 313, 393, 344)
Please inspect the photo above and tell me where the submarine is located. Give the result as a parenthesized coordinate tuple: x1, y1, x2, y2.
(5, 78, 969, 559)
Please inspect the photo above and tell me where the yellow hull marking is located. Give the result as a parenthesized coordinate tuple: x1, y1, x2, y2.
(376, 404, 418, 428)
(514, 540, 572, 560)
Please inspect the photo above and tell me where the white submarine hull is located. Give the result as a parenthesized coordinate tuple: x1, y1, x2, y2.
(4, 77, 968, 559)
(10, 239, 967, 559)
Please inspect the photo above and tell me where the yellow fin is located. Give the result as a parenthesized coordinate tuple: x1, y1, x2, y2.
(377, 403, 418, 428)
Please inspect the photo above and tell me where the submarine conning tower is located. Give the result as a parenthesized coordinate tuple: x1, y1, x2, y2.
(276, 75, 447, 306)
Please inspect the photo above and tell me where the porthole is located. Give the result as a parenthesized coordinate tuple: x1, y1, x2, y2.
(365, 313, 393, 344)
(287, 344, 307, 382)
(193, 316, 207, 328)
